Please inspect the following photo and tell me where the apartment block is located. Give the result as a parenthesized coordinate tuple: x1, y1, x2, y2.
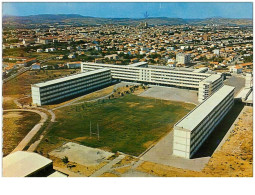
(81, 62, 210, 89)
(31, 68, 111, 106)
(176, 53, 191, 65)
(173, 85, 235, 159)
(198, 74, 224, 102)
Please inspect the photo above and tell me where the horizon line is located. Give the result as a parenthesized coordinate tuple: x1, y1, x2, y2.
(2, 14, 253, 20)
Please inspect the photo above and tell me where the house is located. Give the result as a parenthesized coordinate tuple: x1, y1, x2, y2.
(37, 49, 43, 53)
(104, 54, 118, 60)
(31, 63, 41, 70)
(37, 38, 53, 45)
(45, 48, 56, 52)
(56, 55, 64, 60)
(229, 65, 243, 74)
(68, 54, 76, 59)
(95, 58, 104, 63)
(66, 61, 81, 69)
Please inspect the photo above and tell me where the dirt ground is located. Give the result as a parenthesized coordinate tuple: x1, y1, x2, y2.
(136, 161, 205, 177)
(50, 156, 108, 177)
(202, 106, 253, 177)
(2, 111, 41, 156)
(2, 69, 77, 108)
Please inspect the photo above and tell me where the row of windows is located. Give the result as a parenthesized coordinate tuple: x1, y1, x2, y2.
(190, 96, 233, 147)
(190, 100, 233, 154)
(40, 78, 111, 100)
(191, 92, 233, 136)
(40, 76, 110, 96)
(41, 80, 112, 103)
(40, 73, 110, 92)
(40, 71, 110, 92)
(82, 65, 210, 78)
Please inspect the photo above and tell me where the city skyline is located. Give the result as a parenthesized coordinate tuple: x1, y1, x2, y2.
(3, 2, 253, 19)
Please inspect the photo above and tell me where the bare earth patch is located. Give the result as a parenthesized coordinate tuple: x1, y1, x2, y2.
(202, 106, 253, 177)
(3, 111, 41, 156)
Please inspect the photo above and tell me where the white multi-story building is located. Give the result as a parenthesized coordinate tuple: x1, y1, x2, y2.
(81, 62, 211, 89)
(31, 68, 111, 106)
(198, 74, 223, 102)
(245, 73, 253, 88)
(213, 49, 220, 56)
(173, 85, 235, 159)
(176, 53, 191, 65)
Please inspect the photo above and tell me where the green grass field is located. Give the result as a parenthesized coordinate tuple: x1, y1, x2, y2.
(39, 94, 195, 156)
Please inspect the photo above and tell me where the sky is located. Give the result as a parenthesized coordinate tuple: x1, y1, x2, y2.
(2, 2, 253, 19)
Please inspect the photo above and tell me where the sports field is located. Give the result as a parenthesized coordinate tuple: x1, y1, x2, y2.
(38, 94, 195, 156)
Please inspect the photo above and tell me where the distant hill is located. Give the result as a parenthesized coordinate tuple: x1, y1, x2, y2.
(2, 14, 253, 28)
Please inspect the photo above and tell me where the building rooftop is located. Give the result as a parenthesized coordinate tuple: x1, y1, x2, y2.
(3, 151, 52, 177)
(200, 73, 222, 83)
(83, 62, 211, 76)
(175, 85, 235, 132)
(32, 68, 110, 88)
(193, 67, 208, 73)
(47, 171, 68, 177)
(127, 62, 148, 67)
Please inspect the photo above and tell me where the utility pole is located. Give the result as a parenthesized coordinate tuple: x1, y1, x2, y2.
(90, 121, 92, 138)
(97, 123, 100, 140)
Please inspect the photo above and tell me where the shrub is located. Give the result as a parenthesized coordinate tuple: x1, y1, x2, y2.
(62, 156, 69, 164)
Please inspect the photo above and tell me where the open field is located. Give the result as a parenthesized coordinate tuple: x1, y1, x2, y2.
(2, 111, 41, 156)
(2, 69, 78, 108)
(37, 94, 195, 156)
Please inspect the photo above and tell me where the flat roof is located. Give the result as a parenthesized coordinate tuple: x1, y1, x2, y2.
(127, 62, 148, 67)
(83, 62, 211, 76)
(201, 74, 222, 83)
(3, 151, 52, 177)
(236, 88, 251, 99)
(48, 171, 68, 177)
(193, 67, 208, 73)
(175, 85, 235, 132)
(32, 68, 110, 88)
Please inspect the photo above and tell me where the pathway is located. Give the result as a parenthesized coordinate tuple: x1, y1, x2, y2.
(90, 155, 125, 177)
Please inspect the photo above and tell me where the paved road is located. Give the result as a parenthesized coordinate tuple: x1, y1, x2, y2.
(3, 67, 30, 83)
(3, 109, 48, 153)
(140, 131, 210, 172)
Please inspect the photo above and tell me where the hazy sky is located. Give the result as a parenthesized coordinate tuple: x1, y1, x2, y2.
(2, 2, 253, 19)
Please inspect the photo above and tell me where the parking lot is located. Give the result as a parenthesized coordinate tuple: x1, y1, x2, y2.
(139, 85, 199, 105)
(224, 75, 245, 96)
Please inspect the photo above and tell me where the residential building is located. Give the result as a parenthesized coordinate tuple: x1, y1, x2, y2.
(176, 53, 191, 65)
(198, 74, 223, 102)
(31, 68, 111, 106)
(66, 61, 81, 69)
(173, 85, 235, 159)
(81, 62, 212, 91)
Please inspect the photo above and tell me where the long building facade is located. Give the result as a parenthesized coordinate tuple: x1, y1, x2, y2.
(82, 62, 212, 89)
(81, 62, 223, 101)
(31, 68, 111, 106)
(173, 85, 235, 159)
